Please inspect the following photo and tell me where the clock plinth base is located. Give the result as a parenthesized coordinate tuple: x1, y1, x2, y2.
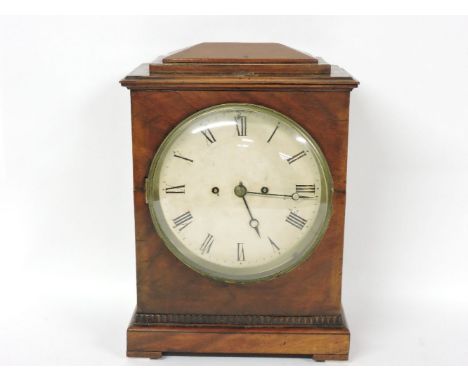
(127, 313, 350, 361)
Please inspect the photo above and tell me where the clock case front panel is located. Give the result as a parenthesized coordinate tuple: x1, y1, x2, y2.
(121, 43, 358, 359)
(130, 90, 349, 323)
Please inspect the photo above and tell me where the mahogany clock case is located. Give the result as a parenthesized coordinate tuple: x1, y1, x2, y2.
(121, 43, 359, 360)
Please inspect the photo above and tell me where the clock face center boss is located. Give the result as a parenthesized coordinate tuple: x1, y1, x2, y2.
(146, 104, 333, 283)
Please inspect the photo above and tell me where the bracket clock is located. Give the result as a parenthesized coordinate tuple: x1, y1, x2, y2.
(120, 43, 359, 361)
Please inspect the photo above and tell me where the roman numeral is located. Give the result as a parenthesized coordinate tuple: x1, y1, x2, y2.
(200, 233, 214, 255)
(285, 211, 307, 230)
(172, 211, 193, 231)
(287, 150, 307, 165)
(165, 185, 185, 194)
(296, 184, 315, 194)
(173, 153, 193, 163)
(235, 115, 247, 136)
(201, 128, 216, 144)
(268, 237, 280, 253)
(267, 122, 279, 143)
(237, 243, 245, 262)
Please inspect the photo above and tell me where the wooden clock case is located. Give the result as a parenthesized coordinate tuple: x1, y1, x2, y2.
(120, 43, 359, 361)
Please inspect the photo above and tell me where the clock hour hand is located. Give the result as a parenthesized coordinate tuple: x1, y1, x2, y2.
(246, 190, 316, 200)
(242, 196, 261, 238)
(234, 182, 261, 238)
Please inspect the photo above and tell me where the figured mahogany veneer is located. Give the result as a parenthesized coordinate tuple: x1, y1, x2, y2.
(162, 42, 318, 63)
(121, 43, 359, 361)
(127, 314, 350, 360)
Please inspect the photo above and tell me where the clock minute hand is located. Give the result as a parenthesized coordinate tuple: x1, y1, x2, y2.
(245, 191, 316, 200)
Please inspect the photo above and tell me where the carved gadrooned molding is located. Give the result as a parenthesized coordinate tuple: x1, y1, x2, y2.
(135, 313, 343, 327)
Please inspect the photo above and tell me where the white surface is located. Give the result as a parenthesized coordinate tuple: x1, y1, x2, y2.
(3, 0, 468, 15)
(0, 16, 467, 365)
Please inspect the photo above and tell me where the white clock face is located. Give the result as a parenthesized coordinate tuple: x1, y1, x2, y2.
(147, 104, 333, 283)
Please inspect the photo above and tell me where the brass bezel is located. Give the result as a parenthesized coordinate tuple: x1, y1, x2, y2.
(146, 103, 334, 284)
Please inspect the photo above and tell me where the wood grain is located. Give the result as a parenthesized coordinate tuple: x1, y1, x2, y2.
(129, 90, 351, 192)
(133, 191, 346, 316)
(162, 42, 318, 64)
(149, 62, 331, 75)
(127, 317, 350, 359)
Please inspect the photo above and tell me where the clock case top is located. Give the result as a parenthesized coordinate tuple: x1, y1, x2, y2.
(121, 42, 358, 90)
(121, 43, 358, 328)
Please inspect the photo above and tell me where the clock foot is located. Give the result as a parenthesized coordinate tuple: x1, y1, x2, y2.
(127, 350, 163, 359)
(312, 354, 349, 362)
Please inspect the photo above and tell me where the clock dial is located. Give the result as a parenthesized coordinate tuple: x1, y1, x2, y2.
(147, 104, 333, 282)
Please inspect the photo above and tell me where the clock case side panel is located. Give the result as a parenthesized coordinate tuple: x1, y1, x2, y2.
(129, 89, 351, 326)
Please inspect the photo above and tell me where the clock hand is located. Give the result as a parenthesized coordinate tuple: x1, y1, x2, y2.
(234, 182, 261, 238)
(242, 196, 261, 237)
(245, 191, 316, 200)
